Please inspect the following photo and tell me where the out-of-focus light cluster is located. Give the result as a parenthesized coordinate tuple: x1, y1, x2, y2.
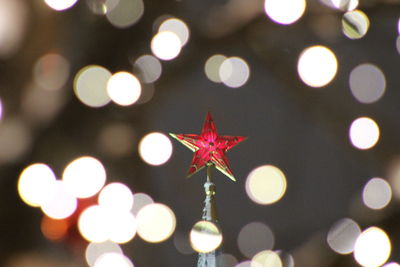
(349, 64, 386, 104)
(205, 54, 250, 88)
(245, 165, 287, 205)
(297, 45, 338, 88)
(349, 117, 380, 150)
(264, 0, 306, 25)
(139, 132, 173, 166)
(44, 0, 78, 11)
(342, 10, 369, 39)
(327, 218, 361, 254)
(362, 178, 392, 210)
(238, 222, 275, 258)
(190, 220, 223, 253)
(353, 227, 391, 267)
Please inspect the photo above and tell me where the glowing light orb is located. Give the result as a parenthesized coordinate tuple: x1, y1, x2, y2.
(219, 57, 250, 88)
(362, 178, 392, 210)
(63, 156, 106, 198)
(105, 0, 144, 28)
(264, 0, 306, 25)
(107, 211, 137, 244)
(99, 182, 134, 212)
(94, 252, 133, 267)
(134, 55, 162, 83)
(297, 45, 338, 88)
(246, 165, 287, 205)
(342, 10, 370, 39)
(330, 0, 359, 11)
(78, 205, 110, 243)
(349, 117, 380, 150)
(354, 227, 391, 267)
(159, 18, 190, 46)
(86, 241, 123, 267)
(41, 180, 78, 219)
(44, 0, 78, 11)
(136, 203, 176, 243)
(190, 220, 223, 253)
(327, 218, 361, 254)
(151, 31, 182, 61)
(252, 250, 282, 267)
(139, 132, 173, 166)
(237, 222, 275, 258)
(204, 54, 227, 83)
(107, 72, 142, 106)
(131, 193, 154, 215)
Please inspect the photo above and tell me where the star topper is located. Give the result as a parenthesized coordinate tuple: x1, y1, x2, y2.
(170, 112, 246, 181)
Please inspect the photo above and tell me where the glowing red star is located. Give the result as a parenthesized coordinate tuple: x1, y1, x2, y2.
(170, 112, 246, 181)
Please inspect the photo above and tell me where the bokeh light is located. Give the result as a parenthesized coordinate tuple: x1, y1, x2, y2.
(252, 250, 282, 267)
(354, 227, 391, 267)
(276, 250, 295, 267)
(349, 117, 380, 150)
(44, 0, 78, 11)
(41, 216, 69, 241)
(18, 163, 57, 207)
(99, 182, 134, 212)
(105, 0, 144, 28)
(237, 222, 275, 258)
(94, 252, 133, 267)
(383, 263, 400, 267)
(139, 132, 173, 166)
(131, 193, 154, 215)
(327, 218, 361, 254)
(190, 220, 223, 253)
(205, 54, 227, 83)
(159, 18, 190, 46)
(63, 156, 106, 198)
(78, 205, 110, 243)
(217, 254, 238, 267)
(151, 31, 182, 61)
(98, 123, 135, 157)
(264, 0, 306, 25)
(297, 45, 338, 88)
(219, 57, 250, 88)
(33, 53, 70, 91)
(329, 0, 359, 11)
(134, 55, 162, 83)
(86, 241, 123, 267)
(342, 10, 370, 39)
(349, 64, 386, 104)
(362, 178, 392, 210)
(41, 180, 78, 219)
(107, 72, 142, 106)
(74, 65, 112, 107)
(107, 210, 137, 244)
(136, 203, 176, 243)
(245, 165, 287, 205)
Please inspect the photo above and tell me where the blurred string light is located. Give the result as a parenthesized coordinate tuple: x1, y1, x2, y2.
(362, 178, 392, 210)
(41, 216, 69, 241)
(33, 53, 70, 91)
(219, 57, 250, 88)
(41, 180, 78, 219)
(74, 65, 112, 108)
(151, 31, 182, 61)
(205, 54, 227, 83)
(349, 117, 380, 150)
(98, 123, 135, 157)
(264, 0, 306, 25)
(297, 45, 338, 88)
(139, 132, 173, 166)
(131, 192, 154, 215)
(105, 0, 144, 28)
(86, 241, 123, 267)
(94, 252, 134, 267)
(0, 118, 31, 164)
(44, 0, 78, 11)
(342, 10, 370, 39)
(252, 250, 282, 267)
(63, 156, 107, 198)
(134, 55, 162, 84)
(353, 227, 391, 267)
(159, 18, 190, 46)
(18, 163, 56, 207)
(136, 203, 176, 243)
(327, 218, 361, 254)
(107, 71, 142, 106)
(237, 222, 275, 258)
(349, 64, 386, 104)
(99, 182, 134, 212)
(190, 220, 223, 253)
(245, 165, 287, 205)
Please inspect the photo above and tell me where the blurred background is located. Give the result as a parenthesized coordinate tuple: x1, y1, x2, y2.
(1, 0, 400, 266)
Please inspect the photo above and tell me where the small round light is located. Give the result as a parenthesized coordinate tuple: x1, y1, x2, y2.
(219, 57, 250, 88)
(204, 54, 227, 83)
(44, 0, 78, 11)
(362, 178, 392, 210)
(349, 117, 380, 150)
(159, 18, 190, 46)
(264, 0, 306, 25)
(107, 72, 142, 106)
(86, 241, 123, 267)
(139, 132, 173, 166)
(105, 0, 144, 29)
(99, 182, 134, 212)
(151, 31, 182, 61)
(94, 252, 133, 267)
(342, 10, 370, 39)
(190, 220, 223, 253)
(252, 250, 282, 267)
(78, 205, 110, 243)
(41, 180, 78, 219)
(237, 222, 275, 258)
(327, 218, 361, 254)
(134, 55, 162, 84)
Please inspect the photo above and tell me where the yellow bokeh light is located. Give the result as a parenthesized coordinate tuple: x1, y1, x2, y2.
(139, 132, 173, 166)
(44, 0, 78, 11)
(33, 53, 70, 91)
(63, 156, 107, 199)
(99, 182, 134, 212)
(94, 252, 133, 267)
(105, 0, 144, 28)
(349, 117, 380, 150)
(297, 45, 338, 88)
(136, 203, 176, 243)
(327, 218, 361, 254)
(107, 72, 141, 106)
(354, 227, 391, 267)
(219, 57, 250, 88)
(237, 222, 275, 258)
(342, 10, 370, 39)
(74, 65, 112, 107)
(159, 18, 190, 46)
(204, 54, 227, 83)
(190, 220, 223, 253)
(246, 165, 287, 205)
(252, 250, 282, 267)
(151, 31, 182, 61)
(79, 205, 110, 243)
(18, 163, 57, 207)
(86, 241, 123, 267)
(362, 178, 392, 210)
(264, 0, 306, 25)
(41, 180, 78, 219)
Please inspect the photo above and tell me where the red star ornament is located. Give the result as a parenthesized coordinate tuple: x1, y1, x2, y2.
(170, 112, 246, 181)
